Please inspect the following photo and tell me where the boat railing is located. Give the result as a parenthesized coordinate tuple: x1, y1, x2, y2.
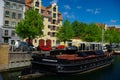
(67, 42, 103, 52)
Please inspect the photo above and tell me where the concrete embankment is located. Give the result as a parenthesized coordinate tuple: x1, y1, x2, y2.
(0, 43, 31, 72)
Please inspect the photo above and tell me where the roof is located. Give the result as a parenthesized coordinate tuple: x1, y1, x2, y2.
(116, 28, 120, 31)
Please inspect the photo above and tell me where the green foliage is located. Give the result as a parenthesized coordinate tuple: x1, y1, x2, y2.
(71, 20, 80, 37)
(56, 20, 74, 43)
(15, 8, 44, 39)
(104, 28, 120, 43)
(71, 21, 87, 38)
(82, 23, 102, 42)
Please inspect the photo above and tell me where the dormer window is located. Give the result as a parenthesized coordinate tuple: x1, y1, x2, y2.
(35, 1, 39, 7)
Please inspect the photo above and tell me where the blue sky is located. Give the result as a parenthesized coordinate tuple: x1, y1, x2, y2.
(42, 0, 120, 27)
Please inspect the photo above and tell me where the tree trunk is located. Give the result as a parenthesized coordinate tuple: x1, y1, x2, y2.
(64, 40, 66, 46)
(28, 37, 31, 47)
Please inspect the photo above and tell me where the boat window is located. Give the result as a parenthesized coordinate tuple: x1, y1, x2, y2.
(94, 50, 104, 55)
(79, 52, 87, 57)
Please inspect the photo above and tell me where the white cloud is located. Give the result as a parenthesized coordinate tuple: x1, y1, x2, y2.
(77, 6, 82, 9)
(50, 0, 58, 4)
(110, 19, 117, 23)
(86, 8, 100, 14)
(63, 12, 68, 15)
(86, 9, 94, 13)
(64, 5, 71, 10)
(66, 15, 75, 19)
(62, 11, 75, 19)
(94, 8, 100, 14)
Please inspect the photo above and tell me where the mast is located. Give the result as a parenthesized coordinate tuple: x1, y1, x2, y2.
(102, 24, 105, 50)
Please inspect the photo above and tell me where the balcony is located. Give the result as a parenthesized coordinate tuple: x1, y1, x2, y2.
(2, 33, 11, 38)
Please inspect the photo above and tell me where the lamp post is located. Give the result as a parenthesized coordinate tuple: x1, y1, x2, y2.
(102, 27, 104, 50)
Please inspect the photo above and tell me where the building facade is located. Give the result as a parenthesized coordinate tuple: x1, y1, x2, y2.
(0, 0, 4, 43)
(0, 0, 25, 45)
(25, 0, 62, 47)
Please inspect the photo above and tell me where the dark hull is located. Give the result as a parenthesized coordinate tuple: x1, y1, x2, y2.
(31, 55, 113, 74)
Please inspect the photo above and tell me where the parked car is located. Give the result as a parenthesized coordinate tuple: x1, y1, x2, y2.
(55, 45, 65, 49)
(15, 41, 36, 51)
(37, 45, 52, 51)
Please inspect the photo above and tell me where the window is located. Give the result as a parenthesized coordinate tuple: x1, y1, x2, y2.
(48, 32, 51, 35)
(48, 11, 51, 15)
(18, 5, 23, 10)
(11, 30, 15, 36)
(5, 11, 10, 17)
(11, 21, 16, 27)
(5, 2, 10, 8)
(53, 13, 56, 18)
(53, 20, 56, 24)
(12, 12, 16, 19)
(18, 13, 22, 19)
(5, 30, 8, 36)
(34, 39, 37, 43)
(12, 3, 16, 9)
(4, 39, 8, 43)
(48, 18, 51, 22)
(11, 40, 15, 45)
(41, 10, 45, 14)
(35, 1, 39, 7)
(48, 25, 51, 28)
(51, 32, 55, 37)
(5, 20, 9, 26)
(53, 26, 56, 30)
(53, 7, 56, 12)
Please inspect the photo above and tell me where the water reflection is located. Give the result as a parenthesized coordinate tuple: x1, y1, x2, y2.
(27, 64, 116, 80)
(0, 71, 21, 80)
(0, 56, 120, 80)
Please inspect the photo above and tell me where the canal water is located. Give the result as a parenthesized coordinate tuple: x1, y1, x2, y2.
(0, 56, 120, 80)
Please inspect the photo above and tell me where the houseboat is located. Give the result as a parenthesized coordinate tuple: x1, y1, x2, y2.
(30, 42, 114, 74)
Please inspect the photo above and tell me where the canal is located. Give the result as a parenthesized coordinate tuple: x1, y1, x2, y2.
(0, 56, 120, 80)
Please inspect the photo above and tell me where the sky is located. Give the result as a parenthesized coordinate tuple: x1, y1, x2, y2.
(42, 0, 120, 27)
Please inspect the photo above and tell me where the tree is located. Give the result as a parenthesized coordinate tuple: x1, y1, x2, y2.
(71, 20, 80, 37)
(56, 20, 74, 44)
(82, 23, 102, 42)
(104, 28, 120, 43)
(71, 21, 87, 38)
(15, 8, 44, 44)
